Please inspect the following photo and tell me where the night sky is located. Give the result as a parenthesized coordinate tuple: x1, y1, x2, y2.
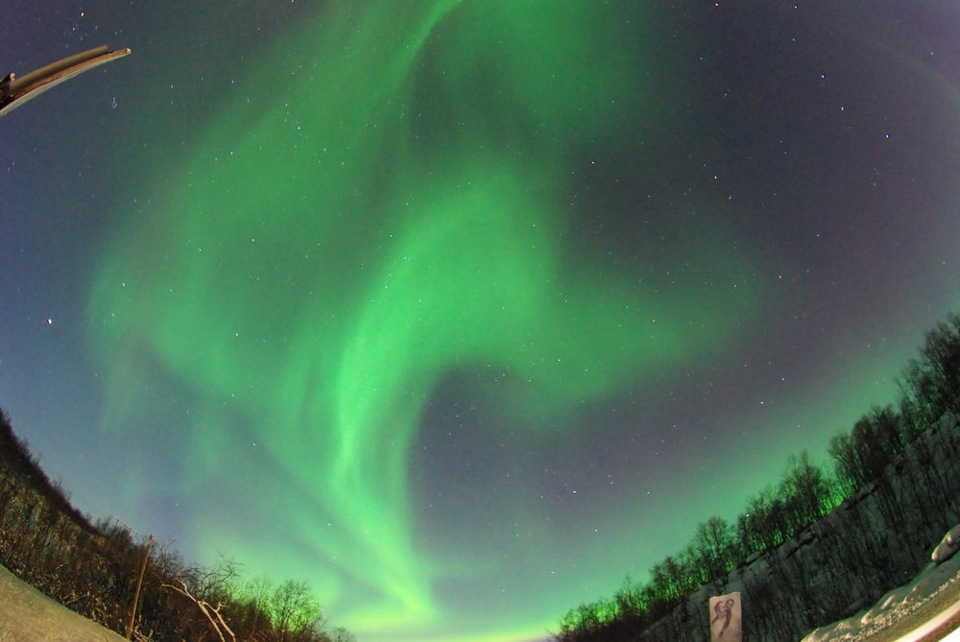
(2, 2, 960, 641)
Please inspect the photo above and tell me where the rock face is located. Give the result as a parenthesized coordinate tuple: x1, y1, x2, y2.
(802, 528, 960, 642)
(635, 418, 960, 642)
(0, 562, 126, 642)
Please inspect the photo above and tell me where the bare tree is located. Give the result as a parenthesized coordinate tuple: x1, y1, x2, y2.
(329, 626, 356, 642)
(271, 579, 324, 642)
(692, 516, 733, 582)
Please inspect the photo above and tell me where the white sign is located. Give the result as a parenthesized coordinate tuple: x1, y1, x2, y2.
(709, 591, 742, 641)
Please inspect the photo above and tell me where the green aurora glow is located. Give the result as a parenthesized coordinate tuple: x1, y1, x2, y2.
(88, 2, 763, 638)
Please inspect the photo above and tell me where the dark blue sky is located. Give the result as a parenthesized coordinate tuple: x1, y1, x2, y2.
(2, 3, 959, 641)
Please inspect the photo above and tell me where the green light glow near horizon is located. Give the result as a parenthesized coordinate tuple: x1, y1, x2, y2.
(87, 2, 759, 638)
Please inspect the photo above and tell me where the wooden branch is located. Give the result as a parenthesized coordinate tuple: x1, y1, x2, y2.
(161, 580, 236, 642)
(209, 601, 237, 642)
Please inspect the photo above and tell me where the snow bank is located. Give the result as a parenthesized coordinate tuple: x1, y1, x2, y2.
(802, 524, 960, 642)
(0, 562, 126, 642)
(933, 525, 960, 564)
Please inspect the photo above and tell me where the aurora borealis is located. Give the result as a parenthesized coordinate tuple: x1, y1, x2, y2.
(3, 2, 960, 640)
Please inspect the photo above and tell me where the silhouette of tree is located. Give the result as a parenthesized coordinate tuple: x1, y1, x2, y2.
(270, 579, 324, 642)
(693, 516, 733, 582)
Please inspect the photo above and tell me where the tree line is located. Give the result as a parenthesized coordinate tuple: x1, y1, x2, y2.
(0, 410, 354, 642)
(553, 313, 960, 641)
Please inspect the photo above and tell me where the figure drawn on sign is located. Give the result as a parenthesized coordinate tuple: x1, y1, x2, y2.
(711, 598, 735, 637)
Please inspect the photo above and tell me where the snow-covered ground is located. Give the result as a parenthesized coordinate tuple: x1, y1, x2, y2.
(0, 562, 125, 642)
(802, 527, 960, 642)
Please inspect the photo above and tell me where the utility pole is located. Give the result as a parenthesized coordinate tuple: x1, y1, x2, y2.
(113, 516, 153, 641)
